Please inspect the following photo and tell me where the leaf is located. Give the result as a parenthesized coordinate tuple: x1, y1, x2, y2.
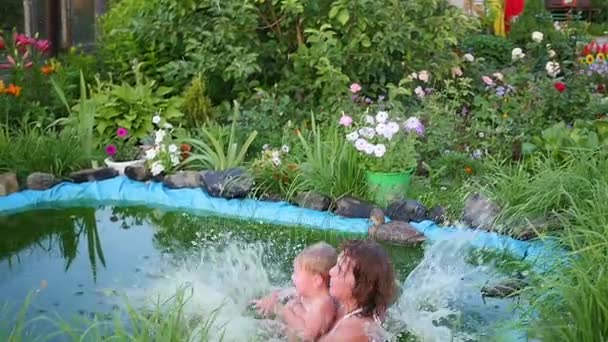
(360, 35, 371, 48)
(337, 9, 350, 26)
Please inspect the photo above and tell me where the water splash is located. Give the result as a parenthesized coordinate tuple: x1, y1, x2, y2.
(387, 230, 525, 342)
(127, 236, 289, 341)
(128, 231, 524, 342)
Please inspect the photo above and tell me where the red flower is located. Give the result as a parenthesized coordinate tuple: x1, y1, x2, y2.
(598, 84, 606, 93)
(554, 82, 566, 93)
(0, 37, 5, 50)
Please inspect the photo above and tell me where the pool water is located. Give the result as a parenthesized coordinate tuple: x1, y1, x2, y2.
(0, 205, 424, 340)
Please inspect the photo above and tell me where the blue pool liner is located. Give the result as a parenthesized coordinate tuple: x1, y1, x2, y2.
(0, 175, 566, 341)
(0, 176, 565, 270)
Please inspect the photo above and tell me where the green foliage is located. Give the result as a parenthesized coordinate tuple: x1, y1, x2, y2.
(98, 0, 478, 128)
(0, 0, 22, 32)
(183, 102, 257, 171)
(182, 74, 213, 126)
(90, 67, 184, 141)
(461, 34, 514, 67)
(0, 125, 91, 181)
(524, 119, 608, 160)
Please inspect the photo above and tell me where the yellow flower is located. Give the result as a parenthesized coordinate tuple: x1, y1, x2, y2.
(0, 80, 5, 94)
(586, 54, 595, 64)
(597, 53, 606, 62)
(503, 113, 509, 119)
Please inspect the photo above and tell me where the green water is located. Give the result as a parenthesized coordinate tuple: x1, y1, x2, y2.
(0, 205, 423, 338)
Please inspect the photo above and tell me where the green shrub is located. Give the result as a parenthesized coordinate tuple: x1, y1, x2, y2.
(182, 74, 213, 127)
(461, 34, 514, 67)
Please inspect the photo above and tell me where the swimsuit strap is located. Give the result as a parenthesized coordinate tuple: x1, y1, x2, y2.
(332, 307, 363, 330)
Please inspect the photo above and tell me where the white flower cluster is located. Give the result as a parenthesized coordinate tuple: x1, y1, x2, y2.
(345, 111, 403, 158)
(145, 114, 180, 176)
(261, 144, 290, 167)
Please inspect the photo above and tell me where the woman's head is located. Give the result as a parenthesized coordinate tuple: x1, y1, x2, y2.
(328, 240, 396, 318)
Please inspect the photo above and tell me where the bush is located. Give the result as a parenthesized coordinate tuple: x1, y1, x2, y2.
(461, 34, 514, 67)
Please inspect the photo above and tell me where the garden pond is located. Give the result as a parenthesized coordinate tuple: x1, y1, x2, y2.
(0, 205, 527, 341)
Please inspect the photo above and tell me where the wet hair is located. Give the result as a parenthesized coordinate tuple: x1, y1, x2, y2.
(339, 240, 396, 318)
(296, 242, 338, 286)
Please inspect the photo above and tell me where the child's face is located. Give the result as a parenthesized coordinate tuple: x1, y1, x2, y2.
(291, 259, 318, 297)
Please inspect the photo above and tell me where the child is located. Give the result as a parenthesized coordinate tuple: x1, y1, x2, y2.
(252, 242, 338, 341)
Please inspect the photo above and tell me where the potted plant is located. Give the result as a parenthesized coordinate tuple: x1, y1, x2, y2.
(104, 127, 143, 175)
(142, 113, 186, 178)
(340, 88, 424, 206)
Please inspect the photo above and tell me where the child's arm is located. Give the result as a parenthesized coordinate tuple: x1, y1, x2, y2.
(251, 287, 296, 316)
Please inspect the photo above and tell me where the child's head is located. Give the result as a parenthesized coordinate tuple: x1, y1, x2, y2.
(292, 242, 338, 296)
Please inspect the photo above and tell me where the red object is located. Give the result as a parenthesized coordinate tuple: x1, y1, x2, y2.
(504, 0, 526, 33)
(603, 44, 608, 54)
(554, 82, 567, 93)
(0, 37, 4, 50)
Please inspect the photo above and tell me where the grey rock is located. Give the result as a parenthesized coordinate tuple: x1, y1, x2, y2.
(26, 172, 59, 190)
(462, 193, 500, 231)
(69, 167, 118, 183)
(428, 205, 447, 223)
(201, 168, 253, 199)
(294, 191, 331, 211)
(481, 277, 528, 299)
(334, 197, 376, 218)
(386, 199, 428, 222)
(0, 172, 19, 196)
(125, 164, 151, 182)
(163, 171, 202, 189)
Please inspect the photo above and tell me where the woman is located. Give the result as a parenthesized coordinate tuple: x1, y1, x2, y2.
(253, 239, 396, 341)
(318, 239, 396, 341)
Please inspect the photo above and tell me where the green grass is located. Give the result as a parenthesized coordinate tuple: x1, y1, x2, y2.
(1, 287, 223, 342)
(0, 125, 92, 182)
(470, 150, 608, 341)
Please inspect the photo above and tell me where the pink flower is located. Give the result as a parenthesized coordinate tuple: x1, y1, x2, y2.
(14, 33, 33, 47)
(339, 114, 353, 127)
(482, 76, 494, 86)
(116, 127, 128, 138)
(350, 83, 362, 94)
(35, 39, 51, 53)
(105, 144, 117, 156)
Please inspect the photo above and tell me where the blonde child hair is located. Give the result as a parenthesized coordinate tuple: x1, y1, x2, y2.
(295, 242, 338, 286)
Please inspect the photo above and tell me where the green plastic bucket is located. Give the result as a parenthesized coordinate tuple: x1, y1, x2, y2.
(366, 170, 413, 207)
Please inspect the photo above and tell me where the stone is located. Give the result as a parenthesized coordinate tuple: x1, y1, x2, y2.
(26, 172, 59, 190)
(386, 199, 428, 222)
(125, 164, 151, 182)
(293, 191, 331, 211)
(462, 193, 500, 231)
(201, 168, 253, 199)
(369, 208, 426, 246)
(0, 172, 19, 196)
(481, 277, 528, 299)
(334, 196, 376, 218)
(259, 193, 284, 202)
(513, 215, 561, 241)
(162, 171, 202, 189)
(69, 167, 118, 183)
(428, 205, 447, 223)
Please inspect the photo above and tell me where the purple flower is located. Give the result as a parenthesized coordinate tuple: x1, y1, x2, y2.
(378, 95, 385, 101)
(116, 127, 128, 138)
(351, 95, 359, 102)
(105, 144, 117, 156)
(496, 86, 506, 97)
(364, 97, 372, 104)
(403, 117, 425, 136)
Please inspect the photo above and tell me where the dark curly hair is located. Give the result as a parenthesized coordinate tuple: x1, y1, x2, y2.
(340, 240, 396, 319)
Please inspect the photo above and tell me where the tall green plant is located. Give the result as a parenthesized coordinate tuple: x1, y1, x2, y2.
(183, 102, 257, 171)
(292, 112, 367, 200)
(50, 70, 96, 167)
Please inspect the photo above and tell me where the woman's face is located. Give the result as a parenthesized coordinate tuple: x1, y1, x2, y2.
(328, 253, 356, 301)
